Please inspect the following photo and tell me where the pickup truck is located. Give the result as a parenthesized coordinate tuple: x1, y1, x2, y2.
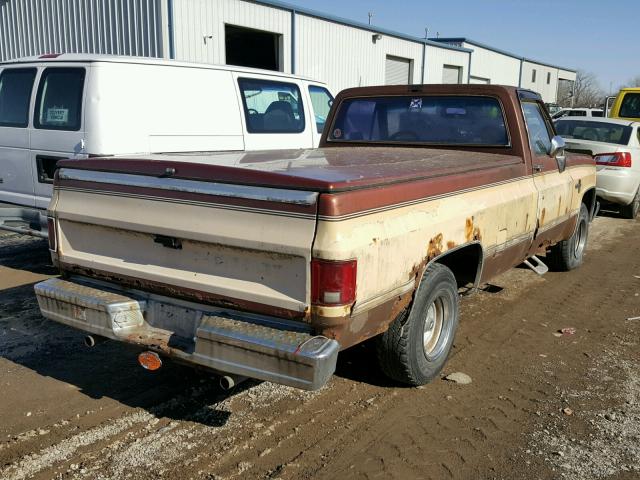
(35, 85, 596, 390)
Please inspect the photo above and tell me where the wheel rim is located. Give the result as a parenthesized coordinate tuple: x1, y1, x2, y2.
(574, 218, 587, 258)
(422, 295, 451, 359)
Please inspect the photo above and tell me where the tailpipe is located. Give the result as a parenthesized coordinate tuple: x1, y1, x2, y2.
(84, 335, 107, 347)
(219, 374, 247, 391)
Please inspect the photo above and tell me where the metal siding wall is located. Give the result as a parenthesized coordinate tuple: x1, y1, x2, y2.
(521, 61, 560, 103)
(295, 14, 423, 94)
(172, 0, 291, 70)
(0, 0, 163, 61)
(424, 46, 468, 84)
(558, 69, 576, 82)
(465, 44, 520, 86)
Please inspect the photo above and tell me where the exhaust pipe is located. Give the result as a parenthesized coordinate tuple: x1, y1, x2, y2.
(219, 374, 247, 391)
(84, 335, 107, 347)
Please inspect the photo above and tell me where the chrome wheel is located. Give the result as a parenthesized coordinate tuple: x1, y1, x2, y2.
(574, 218, 587, 258)
(422, 296, 451, 359)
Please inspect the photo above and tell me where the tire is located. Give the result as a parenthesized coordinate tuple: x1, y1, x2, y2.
(376, 263, 459, 386)
(547, 202, 589, 271)
(620, 188, 640, 219)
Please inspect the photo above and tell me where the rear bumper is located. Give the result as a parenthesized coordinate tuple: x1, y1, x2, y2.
(34, 277, 339, 390)
(596, 167, 640, 206)
(0, 203, 48, 238)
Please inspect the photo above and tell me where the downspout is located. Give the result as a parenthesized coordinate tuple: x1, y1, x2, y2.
(167, 0, 175, 59)
(518, 58, 523, 87)
(467, 51, 471, 84)
(291, 9, 296, 74)
(421, 42, 426, 83)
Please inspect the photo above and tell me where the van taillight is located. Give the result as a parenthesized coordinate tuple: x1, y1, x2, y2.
(311, 259, 357, 306)
(594, 152, 632, 167)
(47, 217, 57, 252)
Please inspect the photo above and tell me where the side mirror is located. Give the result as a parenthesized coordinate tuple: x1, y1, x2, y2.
(551, 135, 567, 173)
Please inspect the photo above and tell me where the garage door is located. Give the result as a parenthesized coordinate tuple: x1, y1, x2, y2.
(470, 76, 490, 84)
(385, 56, 412, 85)
(442, 65, 462, 84)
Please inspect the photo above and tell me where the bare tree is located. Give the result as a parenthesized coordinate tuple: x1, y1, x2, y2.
(558, 70, 604, 108)
(621, 76, 640, 88)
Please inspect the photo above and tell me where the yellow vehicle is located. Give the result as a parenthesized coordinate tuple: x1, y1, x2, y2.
(609, 88, 640, 121)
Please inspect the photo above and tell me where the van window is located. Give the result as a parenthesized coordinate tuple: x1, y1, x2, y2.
(0, 68, 36, 128)
(309, 86, 333, 134)
(35, 68, 85, 131)
(619, 93, 640, 118)
(238, 78, 305, 134)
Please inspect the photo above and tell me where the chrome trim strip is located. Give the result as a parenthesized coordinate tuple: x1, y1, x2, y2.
(58, 168, 318, 206)
(351, 279, 416, 316)
(56, 186, 317, 220)
(318, 175, 532, 221)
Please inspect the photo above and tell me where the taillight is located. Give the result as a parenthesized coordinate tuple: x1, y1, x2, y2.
(594, 152, 632, 167)
(311, 259, 357, 306)
(47, 217, 57, 252)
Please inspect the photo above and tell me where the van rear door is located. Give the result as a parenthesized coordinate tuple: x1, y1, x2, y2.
(29, 66, 87, 209)
(0, 67, 38, 208)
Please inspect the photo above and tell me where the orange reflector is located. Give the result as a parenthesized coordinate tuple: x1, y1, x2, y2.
(138, 351, 162, 371)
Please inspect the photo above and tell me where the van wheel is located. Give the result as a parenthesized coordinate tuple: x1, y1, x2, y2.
(376, 263, 459, 386)
(620, 188, 640, 219)
(547, 203, 589, 271)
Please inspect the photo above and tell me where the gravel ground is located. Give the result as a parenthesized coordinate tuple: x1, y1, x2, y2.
(0, 214, 638, 479)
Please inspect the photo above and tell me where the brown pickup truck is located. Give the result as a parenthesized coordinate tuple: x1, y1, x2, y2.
(35, 85, 596, 390)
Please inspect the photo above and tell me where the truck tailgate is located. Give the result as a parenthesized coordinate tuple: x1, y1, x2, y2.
(53, 168, 318, 318)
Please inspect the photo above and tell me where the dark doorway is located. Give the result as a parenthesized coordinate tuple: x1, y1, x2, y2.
(225, 25, 281, 71)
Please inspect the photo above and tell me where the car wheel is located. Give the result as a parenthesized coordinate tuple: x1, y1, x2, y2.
(376, 263, 459, 386)
(547, 203, 589, 271)
(620, 188, 640, 219)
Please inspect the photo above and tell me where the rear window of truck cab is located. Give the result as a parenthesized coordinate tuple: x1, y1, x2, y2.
(328, 95, 509, 146)
(619, 93, 640, 119)
(35, 67, 86, 131)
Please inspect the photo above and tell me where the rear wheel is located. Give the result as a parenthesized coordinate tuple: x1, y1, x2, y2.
(376, 263, 459, 386)
(547, 203, 589, 271)
(620, 187, 640, 219)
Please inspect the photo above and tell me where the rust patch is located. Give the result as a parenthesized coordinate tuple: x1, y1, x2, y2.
(472, 227, 482, 242)
(446, 241, 456, 250)
(465, 217, 474, 242)
(427, 233, 444, 260)
(540, 208, 546, 226)
(558, 197, 563, 215)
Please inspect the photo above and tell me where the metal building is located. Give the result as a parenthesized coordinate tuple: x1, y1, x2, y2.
(433, 37, 577, 104)
(0, 0, 574, 102)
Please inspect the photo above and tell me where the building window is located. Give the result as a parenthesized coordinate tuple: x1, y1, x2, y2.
(532, 69, 537, 83)
(547, 72, 551, 84)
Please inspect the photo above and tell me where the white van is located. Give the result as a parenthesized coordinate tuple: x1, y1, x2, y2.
(0, 54, 334, 237)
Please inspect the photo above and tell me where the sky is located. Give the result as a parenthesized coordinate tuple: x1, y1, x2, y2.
(288, 0, 638, 93)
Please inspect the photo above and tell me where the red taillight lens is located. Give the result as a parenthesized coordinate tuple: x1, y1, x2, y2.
(594, 152, 632, 167)
(47, 217, 57, 252)
(311, 259, 357, 306)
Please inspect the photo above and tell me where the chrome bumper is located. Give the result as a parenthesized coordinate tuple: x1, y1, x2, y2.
(0, 203, 48, 238)
(35, 277, 339, 390)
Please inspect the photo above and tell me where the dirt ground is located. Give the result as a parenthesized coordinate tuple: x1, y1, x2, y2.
(0, 214, 639, 480)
